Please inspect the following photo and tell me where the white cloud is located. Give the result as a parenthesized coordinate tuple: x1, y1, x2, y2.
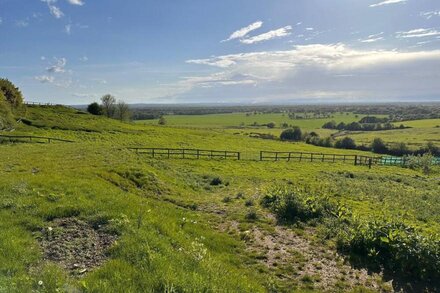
(67, 0, 84, 5)
(35, 75, 55, 83)
(79, 56, 88, 62)
(0, 17, 2, 25)
(46, 57, 67, 73)
(15, 20, 29, 27)
(65, 24, 71, 34)
(223, 21, 263, 42)
(359, 32, 384, 43)
(41, 0, 64, 19)
(396, 28, 440, 38)
(369, 0, 406, 7)
(421, 11, 440, 19)
(183, 44, 440, 101)
(240, 26, 292, 44)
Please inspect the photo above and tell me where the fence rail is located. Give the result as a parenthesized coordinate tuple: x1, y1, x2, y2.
(128, 147, 240, 160)
(0, 134, 74, 143)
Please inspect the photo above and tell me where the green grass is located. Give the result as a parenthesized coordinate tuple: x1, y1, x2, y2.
(1, 105, 439, 292)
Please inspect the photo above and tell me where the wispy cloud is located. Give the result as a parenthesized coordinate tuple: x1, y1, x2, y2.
(15, 20, 29, 28)
(65, 24, 71, 34)
(222, 21, 263, 42)
(41, 0, 64, 19)
(0, 17, 3, 25)
(67, 0, 84, 5)
(359, 32, 384, 43)
(46, 57, 67, 73)
(183, 44, 440, 101)
(396, 28, 440, 38)
(420, 11, 440, 20)
(240, 26, 292, 44)
(35, 75, 55, 83)
(369, 0, 406, 8)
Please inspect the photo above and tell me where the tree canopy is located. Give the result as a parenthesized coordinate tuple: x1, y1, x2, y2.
(0, 78, 24, 108)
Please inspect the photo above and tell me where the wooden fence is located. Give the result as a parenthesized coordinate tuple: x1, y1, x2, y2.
(259, 151, 382, 168)
(128, 147, 240, 160)
(0, 135, 74, 143)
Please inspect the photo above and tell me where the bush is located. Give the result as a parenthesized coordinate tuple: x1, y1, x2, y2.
(405, 154, 436, 175)
(87, 102, 103, 115)
(210, 177, 222, 186)
(260, 185, 334, 223)
(280, 127, 302, 142)
(0, 78, 24, 108)
(337, 220, 440, 281)
(0, 93, 15, 130)
(158, 116, 167, 125)
(371, 138, 388, 154)
(335, 137, 356, 149)
(266, 122, 276, 128)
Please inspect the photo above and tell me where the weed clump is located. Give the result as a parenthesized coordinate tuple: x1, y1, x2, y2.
(260, 185, 335, 224)
(210, 177, 223, 186)
(336, 220, 440, 281)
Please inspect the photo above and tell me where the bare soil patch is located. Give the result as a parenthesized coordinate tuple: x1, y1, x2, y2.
(38, 218, 117, 275)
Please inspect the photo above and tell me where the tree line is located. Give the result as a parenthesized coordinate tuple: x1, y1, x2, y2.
(279, 127, 440, 157)
(87, 94, 131, 122)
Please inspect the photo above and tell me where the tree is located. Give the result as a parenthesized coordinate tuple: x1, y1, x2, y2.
(0, 78, 24, 108)
(371, 138, 388, 154)
(280, 127, 303, 141)
(158, 116, 166, 125)
(116, 100, 131, 122)
(266, 122, 276, 129)
(0, 92, 15, 130)
(101, 94, 116, 118)
(335, 137, 356, 149)
(322, 121, 337, 129)
(87, 102, 102, 115)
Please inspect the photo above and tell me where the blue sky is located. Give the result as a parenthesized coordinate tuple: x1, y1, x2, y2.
(1, 0, 440, 104)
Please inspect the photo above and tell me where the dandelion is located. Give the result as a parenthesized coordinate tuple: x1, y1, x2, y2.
(38, 280, 43, 286)
(48, 227, 53, 232)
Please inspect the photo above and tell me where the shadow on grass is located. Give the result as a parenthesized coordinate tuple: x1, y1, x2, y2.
(343, 253, 440, 293)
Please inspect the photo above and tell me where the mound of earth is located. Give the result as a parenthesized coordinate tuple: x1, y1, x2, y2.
(38, 218, 117, 275)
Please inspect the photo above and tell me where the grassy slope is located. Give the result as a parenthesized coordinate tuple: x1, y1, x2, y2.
(1, 106, 439, 292)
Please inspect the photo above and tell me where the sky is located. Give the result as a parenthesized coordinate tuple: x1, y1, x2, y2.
(1, 0, 440, 104)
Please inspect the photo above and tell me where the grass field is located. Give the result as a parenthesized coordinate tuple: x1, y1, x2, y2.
(1, 106, 440, 292)
(137, 111, 440, 150)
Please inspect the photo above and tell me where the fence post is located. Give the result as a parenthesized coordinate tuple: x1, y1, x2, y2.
(299, 153, 302, 162)
(287, 152, 291, 162)
(275, 152, 278, 161)
(152, 149, 155, 158)
(237, 152, 240, 160)
(368, 158, 372, 169)
(260, 151, 263, 161)
(333, 154, 336, 162)
(354, 155, 358, 166)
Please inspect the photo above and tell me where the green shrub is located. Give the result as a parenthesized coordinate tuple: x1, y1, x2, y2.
(0, 94, 15, 130)
(280, 127, 302, 141)
(337, 220, 440, 281)
(0, 78, 24, 108)
(210, 177, 223, 186)
(260, 185, 334, 223)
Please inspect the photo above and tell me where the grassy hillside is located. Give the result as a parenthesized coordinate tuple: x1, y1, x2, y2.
(1, 106, 439, 292)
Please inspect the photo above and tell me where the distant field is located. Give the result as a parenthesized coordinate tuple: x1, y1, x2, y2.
(135, 112, 440, 149)
(338, 119, 440, 149)
(136, 112, 376, 130)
